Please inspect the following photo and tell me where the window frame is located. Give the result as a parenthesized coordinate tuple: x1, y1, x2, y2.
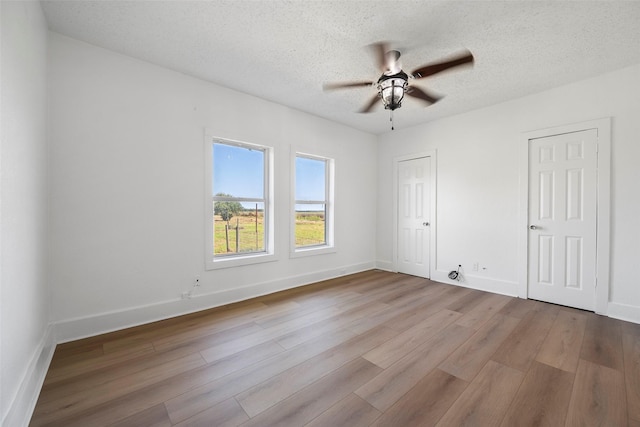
(290, 149, 336, 257)
(205, 133, 275, 270)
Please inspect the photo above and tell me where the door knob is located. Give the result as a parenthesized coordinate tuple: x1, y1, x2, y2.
(529, 225, 537, 230)
(423, 222, 430, 226)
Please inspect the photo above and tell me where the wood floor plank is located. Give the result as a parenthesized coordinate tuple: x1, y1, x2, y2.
(535, 309, 587, 373)
(253, 302, 344, 330)
(498, 297, 538, 319)
(275, 317, 349, 350)
(298, 304, 398, 337)
(30, 341, 282, 426)
(580, 313, 624, 371)
(454, 292, 512, 330)
(149, 302, 295, 351)
(305, 394, 381, 427)
(294, 270, 383, 295)
(239, 358, 382, 427)
(40, 340, 232, 403)
(164, 328, 357, 424)
(254, 283, 336, 306)
(492, 302, 559, 372)
(622, 320, 640, 338)
(623, 332, 640, 422)
(102, 336, 172, 355)
(31, 353, 206, 425)
(345, 273, 414, 296)
(363, 309, 462, 369)
(369, 368, 468, 427)
(346, 285, 469, 335)
(376, 279, 431, 305)
(30, 270, 640, 427)
(275, 299, 389, 349)
(153, 322, 265, 357)
(565, 359, 627, 426)
(382, 282, 447, 308)
(101, 301, 269, 353)
(445, 289, 490, 313)
(199, 301, 388, 364)
(439, 313, 521, 381)
(277, 282, 392, 349)
(173, 398, 249, 427)
(326, 300, 393, 329)
(290, 290, 364, 313)
(236, 326, 396, 417)
(43, 343, 156, 385)
(436, 360, 524, 426)
(378, 289, 471, 333)
(499, 361, 574, 426)
(355, 323, 475, 412)
(108, 403, 172, 427)
(197, 325, 292, 364)
(46, 344, 104, 369)
(288, 288, 370, 315)
(345, 297, 436, 335)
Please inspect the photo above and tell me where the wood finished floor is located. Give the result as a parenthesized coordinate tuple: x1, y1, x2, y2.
(31, 270, 640, 426)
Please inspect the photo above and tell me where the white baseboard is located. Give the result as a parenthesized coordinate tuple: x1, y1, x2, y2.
(372, 263, 518, 297)
(54, 262, 375, 343)
(2, 324, 56, 427)
(431, 269, 519, 297)
(375, 260, 394, 272)
(607, 302, 640, 325)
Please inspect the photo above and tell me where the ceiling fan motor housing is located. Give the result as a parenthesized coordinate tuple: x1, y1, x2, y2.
(377, 71, 408, 111)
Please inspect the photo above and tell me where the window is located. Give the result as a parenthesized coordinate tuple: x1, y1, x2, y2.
(205, 136, 274, 269)
(292, 153, 334, 255)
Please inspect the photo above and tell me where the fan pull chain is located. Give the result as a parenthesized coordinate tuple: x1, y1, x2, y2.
(390, 110, 395, 131)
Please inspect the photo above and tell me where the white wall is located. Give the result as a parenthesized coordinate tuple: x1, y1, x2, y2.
(377, 63, 640, 320)
(0, 1, 53, 425)
(48, 33, 378, 341)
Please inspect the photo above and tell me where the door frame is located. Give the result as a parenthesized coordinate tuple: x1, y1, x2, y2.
(517, 118, 611, 314)
(392, 151, 437, 278)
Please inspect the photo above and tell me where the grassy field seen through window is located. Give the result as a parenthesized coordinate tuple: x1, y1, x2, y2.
(213, 211, 325, 255)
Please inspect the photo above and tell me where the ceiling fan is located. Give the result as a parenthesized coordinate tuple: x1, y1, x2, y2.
(324, 42, 474, 128)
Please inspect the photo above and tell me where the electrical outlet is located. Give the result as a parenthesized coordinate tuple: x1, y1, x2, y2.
(194, 275, 201, 286)
(473, 262, 479, 272)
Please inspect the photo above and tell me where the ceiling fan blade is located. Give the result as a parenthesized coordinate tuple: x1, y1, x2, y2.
(406, 86, 442, 105)
(411, 49, 474, 79)
(369, 41, 389, 72)
(323, 81, 374, 91)
(359, 95, 380, 113)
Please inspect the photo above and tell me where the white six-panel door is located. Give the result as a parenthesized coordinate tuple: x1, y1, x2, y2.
(397, 157, 431, 278)
(528, 129, 597, 310)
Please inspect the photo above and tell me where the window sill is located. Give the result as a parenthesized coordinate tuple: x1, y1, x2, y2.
(290, 245, 336, 259)
(206, 252, 277, 270)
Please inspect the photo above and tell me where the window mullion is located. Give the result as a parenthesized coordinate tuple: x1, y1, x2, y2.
(213, 197, 265, 203)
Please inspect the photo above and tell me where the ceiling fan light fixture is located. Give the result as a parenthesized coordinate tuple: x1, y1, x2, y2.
(377, 71, 408, 111)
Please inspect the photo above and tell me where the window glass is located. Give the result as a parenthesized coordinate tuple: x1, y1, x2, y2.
(295, 156, 325, 201)
(213, 143, 264, 199)
(212, 142, 267, 257)
(294, 155, 329, 249)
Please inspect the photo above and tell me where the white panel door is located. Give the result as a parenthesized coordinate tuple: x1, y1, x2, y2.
(397, 157, 431, 278)
(528, 129, 597, 310)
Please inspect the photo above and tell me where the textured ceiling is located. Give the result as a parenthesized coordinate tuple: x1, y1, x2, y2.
(41, 1, 640, 135)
